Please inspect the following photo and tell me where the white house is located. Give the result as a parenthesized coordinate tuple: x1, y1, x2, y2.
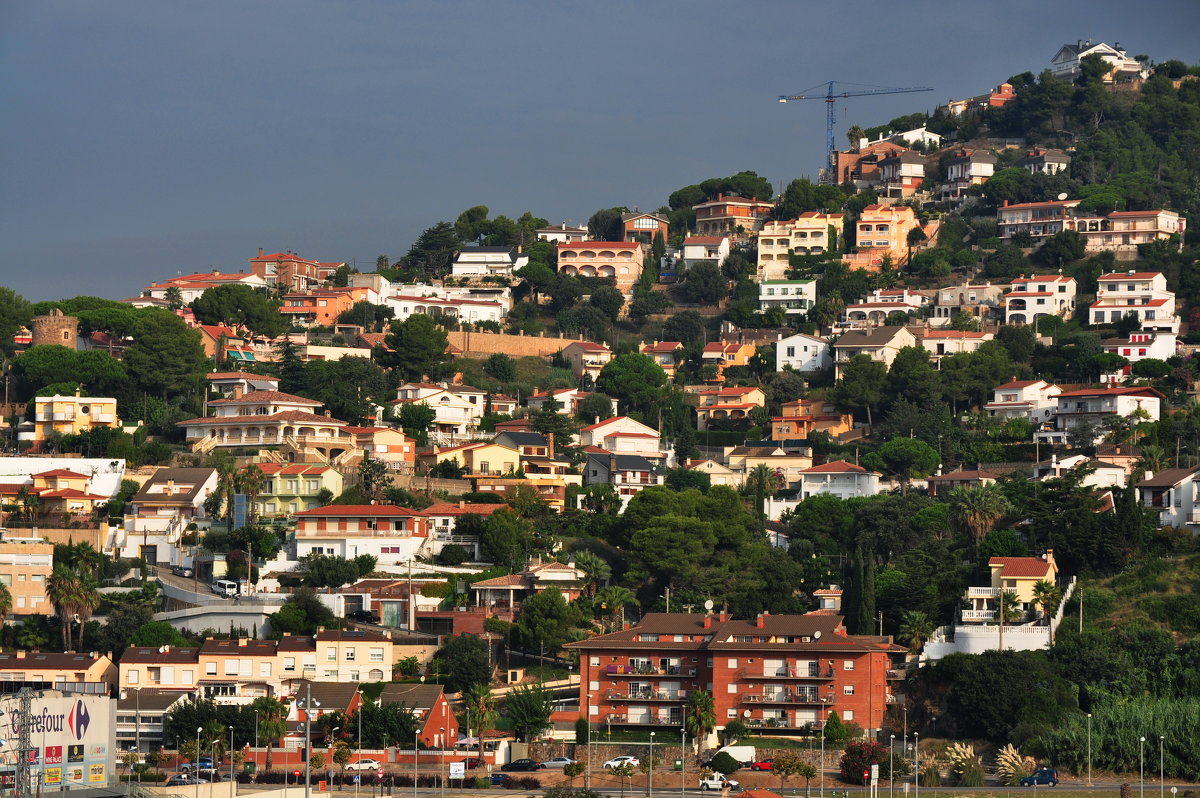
(1003, 274, 1077, 325)
(1053, 385, 1163, 432)
(292, 505, 432, 564)
(536, 224, 589, 244)
(1136, 467, 1200, 530)
(775, 332, 831, 373)
(679, 236, 731, 270)
(759, 280, 817, 318)
(931, 283, 1008, 325)
(177, 389, 348, 452)
(1089, 271, 1178, 332)
(844, 289, 930, 326)
(118, 468, 218, 565)
(1101, 331, 1177, 369)
(528, 388, 618, 417)
(583, 453, 664, 509)
(391, 382, 487, 443)
(450, 246, 528, 278)
(1031, 454, 1127, 489)
(578, 416, 666, 462)
(832, 326, 917, 378)
(920, 330, 994, 365)
(794, 460, 882, 499)
(1050, 40, 1148, 82)
(984, 379, 1062, 424)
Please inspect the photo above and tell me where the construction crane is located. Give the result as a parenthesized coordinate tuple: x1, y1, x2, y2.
(777, 80, 934, 183)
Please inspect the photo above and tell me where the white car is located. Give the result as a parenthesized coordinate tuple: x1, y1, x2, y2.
(539, 757, 576, 768)
(345, 759, 381, 771)
(603, 756, 640, 769)
(700, 773, 740, 791)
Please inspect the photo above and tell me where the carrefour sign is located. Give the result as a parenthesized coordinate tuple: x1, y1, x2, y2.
(11, 700, 91, 740)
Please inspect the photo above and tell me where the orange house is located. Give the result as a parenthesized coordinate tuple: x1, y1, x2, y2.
(280, 289, 357, 327)
(701, 342, 756, 382)
(771, 399, 854, 442)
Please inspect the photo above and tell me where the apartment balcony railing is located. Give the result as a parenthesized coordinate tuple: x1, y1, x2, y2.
(886, 668, 908, 680)
(745, 717, 816, 730)
(741, 691, 832, 705)
(604, 664, 693, 677)
(606, 690, 686, 702)
(962, 609, 997, 621)
(966, 587, 1000, 598)
(739, 666, 834, 680)
(603, 714, 683, 726)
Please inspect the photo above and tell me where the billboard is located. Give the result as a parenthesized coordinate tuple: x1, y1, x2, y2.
(0, 692, 114, 791)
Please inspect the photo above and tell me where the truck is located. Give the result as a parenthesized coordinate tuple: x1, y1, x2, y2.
(709, 746, 756, 767)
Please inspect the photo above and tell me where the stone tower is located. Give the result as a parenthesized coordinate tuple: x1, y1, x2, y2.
(29, 308, 79, 348)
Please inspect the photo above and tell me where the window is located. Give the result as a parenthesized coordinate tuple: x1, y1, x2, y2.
(32, 575, 44, 583)
(326, 648, 337, 662)
(844, 661, 854, 671)
(206, 662, 217, 675)
(284, 658, 296, 672)
(225, 659, 238, 675)
(727, 683, 738, 694)
(128, 670, 140, 684)
(183, 670, 194, 683)
(842, 710, 854, 721)
(324, 670, 337, 677)
(590, 656, 600, 667)
(369, 669, 384, 681)
(346, 649, 356, 661)
(350, 671, 360, 681)
(260, 662, 272, 677)
(727, 709, 738, 719)
(727, 659, 737, 668)
(843, 685, 855, 695)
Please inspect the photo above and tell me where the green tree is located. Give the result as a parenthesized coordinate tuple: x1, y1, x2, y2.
(438, 633, 492, 692)
(829, 355, 887, 425)
(123, 310, 207, 399)
(589, 286, 625, 321)
(876, 438, 939, 495)
(299, 554, 360, 588)
(587, 208, 626, 241)
(513, 588, 582, 655)
(577, 392, 615, 423)
(406, 221, 461, 278)
(396, 401, 435, 445)
(504, 683, 555, 741)
(707, 752, 741, 775)
(898, 610, 934, 652)
(0, 287, 34, 357)
(839, 741, 888, 785)
(661, 311, 706, 343)
(251, 696, 288, 769)
(380, 314, 452, 382)
(682, 262, 724, 305)
(336, 301, 394, 331)
(948, 483, 1011, 543)
(479, 508, 534, 571)
(683, 689, 716, 741)
(996, 589, 1021, 652)
(596, 353, 666, 416)
(483, 353, 516, 382)
(771, 751, 815, 795)
(191, 284, 288, 337)
(461, 684, 498, 766)
(822, 710, 848, 743)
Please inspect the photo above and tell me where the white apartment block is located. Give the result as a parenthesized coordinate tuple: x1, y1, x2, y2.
(1003, 275, 1076, 325)
(1090, 271, 1178, 331)
(759, 279, 817, 318)
(756, 214, 844, 280)
(775, 332, 831, 373)
(984, 379, 1062, 424)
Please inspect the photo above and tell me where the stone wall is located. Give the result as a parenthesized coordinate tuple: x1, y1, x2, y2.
(446, 330, 584, 358)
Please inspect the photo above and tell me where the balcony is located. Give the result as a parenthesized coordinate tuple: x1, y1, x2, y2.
(605, 664, 690, 677)
(966, 587, 999, 599)
(741, 691, 831, 705)
(739, 666, 834, 680)
(962, 610, 996, 621)
(886, 668, 908, 680)
(745, 717, 815, 730)
(606, 690, 686, 702)
(604, 713, 682, 726)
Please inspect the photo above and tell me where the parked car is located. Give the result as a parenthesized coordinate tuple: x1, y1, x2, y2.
(700, 773, 740, 791)
(749, 759, 774, 771)
(501, 758, 545, 772)
(489, 774, 511, 786)
(1021, 768, 1059, 787)
(167, 775, 207, 786)
(603, 756, 640, 769)
(347, 609, 381, 624)
(539, 757, 576, 768)
(345, 759, 381, 771)
(463, 757, 483, 770)
(180, 758, 213, 772)
(171, 565, 194, 578)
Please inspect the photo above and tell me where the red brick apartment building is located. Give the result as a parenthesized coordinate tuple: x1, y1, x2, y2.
(567, 611, 905, 740)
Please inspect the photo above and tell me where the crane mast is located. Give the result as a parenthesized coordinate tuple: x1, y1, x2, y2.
(778, 80, 934, 183)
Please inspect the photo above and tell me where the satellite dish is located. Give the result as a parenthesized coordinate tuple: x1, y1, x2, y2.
(814, 630, 822, 639)
(704, 599, 714, 611)
(1057, 192, 1068, 200)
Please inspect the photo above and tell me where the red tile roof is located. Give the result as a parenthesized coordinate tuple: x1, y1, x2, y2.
(34, 469, 89, 478)
(208, 390, 320, 405)
(423, 503, 507, 517)
(205, 372, 275, 381)
(1098, 272, 1162, 280)
(294, 505, 427, 517)
(802, 460, 871, 474)
(1055, 386, 1164, 398)
(988, 556, 1053, 578)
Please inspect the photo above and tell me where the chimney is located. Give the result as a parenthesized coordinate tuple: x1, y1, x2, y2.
(233, 383, 244, 399)
(609, 453, 618, 478)
(458, 499, 465, 509)
(547, 432, 555, 457)
(16, 651, 25, 659)
(165, 480, 175, 495)
(703, 615, 712, 629)
(1001, 200, 1009, 207)
(755, 613, 765, 629)
(719, 611, 729, 623)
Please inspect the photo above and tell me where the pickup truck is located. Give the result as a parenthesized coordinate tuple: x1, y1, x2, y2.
(699, 773, 740, 791)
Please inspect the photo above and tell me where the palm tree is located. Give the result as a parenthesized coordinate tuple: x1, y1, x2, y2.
(572, 551, 611, 598)
(251, 696, 288, 770)
(1031, 580, 1063, 643)
(1134, 444, 1169, 476)
(73, 575, 101, 651)
(745, 463, 783, 520)
(461, 684, 498, 769)
(164, 286, 184, 310)
(683, 689, 716, 744)
(594, 586, 639, 631)
(846, 125, 866, 152)
(948, 483, 1012, 543)
(0, 583, 12, 627)
(995, 589, 1021, 652)
(70, 542, 104, 580)
(46, 565, 81, 650)
(898, 610, 935, 652)
(237, 464, 266, 524)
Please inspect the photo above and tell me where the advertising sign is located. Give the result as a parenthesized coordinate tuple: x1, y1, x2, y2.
(0, 692, 114, 792)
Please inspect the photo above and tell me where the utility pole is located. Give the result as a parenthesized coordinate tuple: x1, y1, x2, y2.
(15, 687, 33, 798)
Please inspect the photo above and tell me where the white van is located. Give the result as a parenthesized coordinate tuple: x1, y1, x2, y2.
(212, 579, 238, 596)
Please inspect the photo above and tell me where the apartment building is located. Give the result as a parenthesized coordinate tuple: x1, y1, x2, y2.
(1003, 274, 1076, 325)
(292, 505, 431, 564)
(1090, 271, 1178, 330)
(0, 540, 53, 616)
(758, 280, 817, 318)
(0, 651, 116, 692)
(756, 214, 844, 280)
(32, 394, 120, 443)
(848, 205, 922, 269)
(567, 611, 905, 741)
(248, 249, 327, 292)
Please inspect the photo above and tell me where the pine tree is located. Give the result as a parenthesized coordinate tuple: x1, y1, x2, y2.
(858, 549, 876, 636)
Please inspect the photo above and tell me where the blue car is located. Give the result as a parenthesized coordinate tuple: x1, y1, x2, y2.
(181, 758, 214, 772)
(489, 773, 510, 785)
(1021, 768, 1059, 787)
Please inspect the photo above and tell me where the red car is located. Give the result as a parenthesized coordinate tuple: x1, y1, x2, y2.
(750, 759, 774, 771)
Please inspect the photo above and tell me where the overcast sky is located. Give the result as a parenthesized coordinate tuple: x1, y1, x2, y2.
(1, 1, 1197, 300)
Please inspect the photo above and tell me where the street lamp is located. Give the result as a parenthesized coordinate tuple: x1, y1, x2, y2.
(680, 727, 686, 798)
(439, 727, 446, 798)
(819, 695, 828, 798)
(296, 685, 321, 798)
(228, 726, 234, 789)
(913, 732, 920, 798)
(1160, 736, 1165, 798)
(356, 695, 363, 798)
(1086, 713, 1092, 787)
(195, 727, 202, 798)
(889, 734, 895, 798)
(649, 731, 655, 798)
(1140, 736, 1146, 798)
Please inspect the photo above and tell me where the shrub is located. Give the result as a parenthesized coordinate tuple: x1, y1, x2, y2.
(839, 741, 888, 784)
(707, 752, 741, 775)
(920, 763, 941, 787)
(437, 544, 469, 566)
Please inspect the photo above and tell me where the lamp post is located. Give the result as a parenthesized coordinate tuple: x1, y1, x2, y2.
(1160, 736, 1165, 798)
(1140, 736, 1146, 798)
(439, 727, 445, 798)
(648, 731, 655, 798)
(356, 696, 363, 798)
(228, 726, 234, 792)
(210, 740, 218, 798)
(889, 734, 895, 798)
(819, 697, 827, 798)
(680, 728, 686, 798)
(902, 708, 907, 755)
(413, 724, 418, 798)
(195, 727, 202, 798)
(296, 684, 321, 798)
(913, 732, 919, 798)
(1086, 713, 1092, 787)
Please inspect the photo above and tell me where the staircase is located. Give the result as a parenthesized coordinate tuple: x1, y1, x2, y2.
(191, 434, 218, 455)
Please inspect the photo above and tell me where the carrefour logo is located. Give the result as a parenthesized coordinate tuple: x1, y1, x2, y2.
(67, 702, 90, 741)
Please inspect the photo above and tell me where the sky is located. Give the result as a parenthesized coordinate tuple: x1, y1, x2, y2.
(1, 1, 1197, 301)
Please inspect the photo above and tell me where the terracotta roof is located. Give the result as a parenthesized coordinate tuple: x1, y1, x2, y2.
(206, 372, 275, 381)
(177, 410, 347, 426)
(295, 505, 426, 518)
(208, 391, 321, 406)
(565, 340, 611, 352)
(922, 330, 989, 339)
(471, 574, 528, 588)
(927, 470, 1000, 482)
(558, 241, 641, 249)
(34, 469, 90, 478)
(423, 503, 507, 517)
(988, 556, 1053, 578)
(1056, 386, 1164, 398)
(641, 342, 683, 353)
(1098, 272, 1162, 280)
(801, 460, 872, 474)
(992, 379, 1046, 390)
(39, 488, 108, 500)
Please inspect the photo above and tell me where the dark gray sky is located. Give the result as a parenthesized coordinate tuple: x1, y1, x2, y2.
(2, 1, 1197, 301)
